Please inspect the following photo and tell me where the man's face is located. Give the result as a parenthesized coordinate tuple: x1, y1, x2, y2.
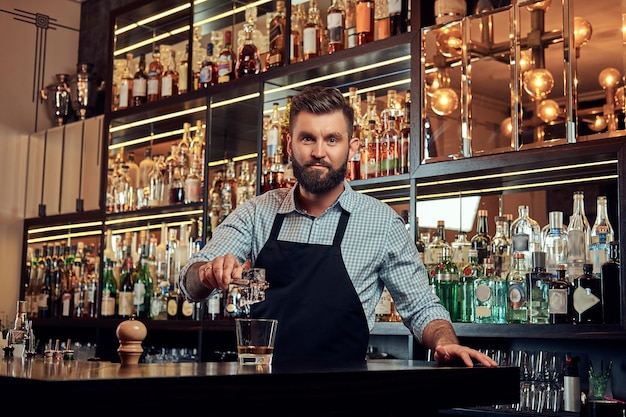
(288, 110, 357, 194)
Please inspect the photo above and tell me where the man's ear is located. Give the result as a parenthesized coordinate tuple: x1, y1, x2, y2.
(348, 136, 360, 159)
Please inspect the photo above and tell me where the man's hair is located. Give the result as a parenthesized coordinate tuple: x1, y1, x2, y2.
(290, 86, 354, 139)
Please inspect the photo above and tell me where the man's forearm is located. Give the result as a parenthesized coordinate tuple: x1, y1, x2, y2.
(181, 262, 213, 301)
(422, 319, 460, 350)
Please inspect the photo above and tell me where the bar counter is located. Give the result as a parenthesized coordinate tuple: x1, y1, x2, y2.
(1, 357, 519, 416)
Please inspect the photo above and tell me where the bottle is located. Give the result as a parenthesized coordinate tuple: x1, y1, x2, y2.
(25, 248, 40, 319)
(510, 205, 541, 271)
(397, 90, 410, 174)
(506, 253, 528, 324)
(567, 191, 590, 279)
(344, 0, 358, 48)
(375, 286, 396, 322)
(434, 0, 467, 25)
(459, 249, 482, 323)
(389, 0, 409, 36)
(327, 0, 346, 54)
(491, 215, 512, 279)
(379, 111, 398, 177)
(543, 211, 568, 278)
(549, 264, 574, 324)
(217, 30, 235, 83)
(450, 231, 471, 269)
(178, 44, 189, 94)
(601, 241, 620, 324)
(303, 0, 322, 60)
(290, 3, 305, 63)
(147, 47, 163, 102)
(207, 290, 222, 320)
(168, 166, 185, 204)
(9, 301, 29, 349)
(526, 251, 551, 324)
(471, 209, 492, 265)
(572, 263, 603, 324)
(374, 0, 390, 41)
(199, 42, 218, 88)
(414, 216, 426, 261)
(132, 53, 147, 106)
(37, 246, 53, 318)
(126, 151, 140, 191)
(134, 248, 153, 319)
(118, 53, 134, 110)
(424, 220, 450, 273)
(474, 257, 507, 323)
(563, 355, 581, 413)
(167, 282, 181, 320)
(356, 0, 375, 45)
(117, 253, 136, 319)
(151, 281, 169, 320)
(100, 259, 117, 318)
(161, 49, 179, 98)
(589, 196, 614, 275)
(433, 246, 459, 322)
(223, 283, 244, 319)
(235, 18, 261, 79)
(184, 161, 202, 204)
(266, 0, 286, 69)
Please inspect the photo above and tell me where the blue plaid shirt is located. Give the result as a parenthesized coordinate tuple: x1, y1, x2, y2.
(179, 181, 451, 344)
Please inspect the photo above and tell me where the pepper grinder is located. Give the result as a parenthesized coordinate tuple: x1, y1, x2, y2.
(116, 315, 147, 366)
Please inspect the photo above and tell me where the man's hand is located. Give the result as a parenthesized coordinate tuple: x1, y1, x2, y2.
(433, 344, 498, 367)
(198, 254, 250, 291)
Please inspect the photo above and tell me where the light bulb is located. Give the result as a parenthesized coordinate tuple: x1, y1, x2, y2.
(436, 26, 463, 58)
(537, 99, 560, 123)
(525, 0, 552, 12)
(615, 86, 625, 109)
(598, 67, 621, 89)
(523, 68, 555, 99)
(424, 72, 441, 97)
(588, 115, 607, 132)
(500, 117, 513, 139)
(431, 88, 459, 116)
(573, 17, 592, 49)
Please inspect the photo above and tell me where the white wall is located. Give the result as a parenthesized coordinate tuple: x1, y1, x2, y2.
(0, 0, 81, 330)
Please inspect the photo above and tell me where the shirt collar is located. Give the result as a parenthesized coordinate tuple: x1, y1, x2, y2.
(277, 181, 358, 215)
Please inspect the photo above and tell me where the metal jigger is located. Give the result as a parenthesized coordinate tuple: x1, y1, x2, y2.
(40, 73, 72, 126)
(69, 63, 102, 120)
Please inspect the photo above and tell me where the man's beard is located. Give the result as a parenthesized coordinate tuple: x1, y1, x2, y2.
(291, 154, 348, 194)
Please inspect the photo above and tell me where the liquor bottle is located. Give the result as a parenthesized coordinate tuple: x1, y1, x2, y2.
(126, 151, 140, 191)
(505, 253, 528, 324)
(178, 44, 189, 94)
(148, 154, 165, 207)
(573, 263, 603, 324)
(217, 30, 235, 83)
(327, 0, 346, 54)
(375, 286, 397, 322)
(543, 211, 569, 278)
(132, 53, 147, 106)
(474, 257, 507, 324)
(491, 215, 511, 279)
(184, 161, 202, 204)
(510, 205, 541, 271)
(134, 248, 153, 319)
(434, 0, 467, 24)
(50, 244, 64, 318)
(415, 216, 426, 260)
(344, 0, 357, 48)
(199, 42, 218, 88)
(374, 0, 390, 41)
(289, 3, 305, 63)
(84, 263, 99, 319)
(424, 220, 450, 271)
(601, 241, 620, 324)
(161, 49, 179, 98)
(37, 246, 53, 318)
(25, 248, 40, 319)
(527, 251, 551, 324)
(589, 196, 614, 275)
(433, 246, 459, 322)
(347, 87, 362, 180)
(567, 191, 591, 279)
(379, 105, 398, 177)
(549, 264, 574, 324)
(117, 253, 136, 319)
(451, 231, 471, 269)
(167, 282, 181, 320)
(356, 0, 375, 45)
(471, 209, 492, 265)
(459, 249, 482, 323)
(389, 0, 409, 36)
(147, 47, 163, 102)
(151, 281, 169, 320)
(9, 300, 29, 348)
(60, 259, 74, 319)
(397, 90, 410, 175)
(168, 166, 185, 204)
(303, 0, 322, 60)
(266, 0, 286, 69)
(235, 18, 261, 79)
(138, 147, 155, 191)
(118, 53, 134, 110)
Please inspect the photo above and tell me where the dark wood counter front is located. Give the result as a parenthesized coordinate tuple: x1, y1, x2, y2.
(1, 357, 519, 416)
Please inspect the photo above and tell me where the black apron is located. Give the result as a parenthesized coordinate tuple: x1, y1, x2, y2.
(251, 209, 369, 363)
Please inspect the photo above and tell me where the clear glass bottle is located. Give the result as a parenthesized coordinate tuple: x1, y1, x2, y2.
(147, 46, 163, 102)
(510, 205, 541, 271)
(148, 154, 165, 207)
(235, 17, 262, 78)
(134, 248, 153, 319)
(132, 53, 147, 106)
(378, 111, 398, 177)
(589, 196, 614, 275)
(527, 251, 551, 324)
(184, 161, 202, 204)
(161, 48, 179, 98)
(347, 87, 362, 180)
(118, 53, 134, 110)
(178, 44, 189, 94)
(543, 211, 569, 278)
(433, 246, 459, 322)
(290, 2, 306, 63)
(549, 264, 574, 324)
(601, 241, 620, 324)
(474, 257, 507, 324)
(327, 0, 346, 54)
(217, 30, 235, 83)
(491, 215, 511, 279)
(303, 0, 322, 60)
(471, 209, 492, 265)
(567, 191, 591, 279)
(506, 252, 528, 324)
(424, 220, 450, 273)
(573, 263, 603, 324)
(266, 0, 286, 69)
(459, 249, 482, 323)
(375, 286, 396, 322)
(451, 231, 471, 270)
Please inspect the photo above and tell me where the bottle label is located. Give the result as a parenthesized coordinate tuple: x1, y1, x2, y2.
(101, 295, 115, 316)
(475, 283, 492, 303)
(167, 298, 179, 316)
(161, 76, 173, 97)
(511, 233, 529, 252)
(388, 0, 402, 14)
(119, 292, 133, 316)
(549, 288, 568, 314)
(302, 26, 317, 55)
(327, 12, 344, 44)
(133, 78, 146, 97)
(181, 300, 194, 317)
(356, 2, 373, 33)
(147, 78, 159, 96)
(119, 81, 130, 108)
(573, 286, 600, 314)
(134, 282, 146, 306)
(507, 282, 526, 307)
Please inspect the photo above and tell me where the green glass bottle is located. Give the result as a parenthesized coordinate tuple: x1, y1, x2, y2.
(433, 246, 459, 322)
(474, 257, 507, 324)
(134, 248, 153, 319)
(506, 252, 528, 323)
(100, 259, 117, 318)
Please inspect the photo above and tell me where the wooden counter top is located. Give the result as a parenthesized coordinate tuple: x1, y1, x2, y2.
(1, 357, 519, 416)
